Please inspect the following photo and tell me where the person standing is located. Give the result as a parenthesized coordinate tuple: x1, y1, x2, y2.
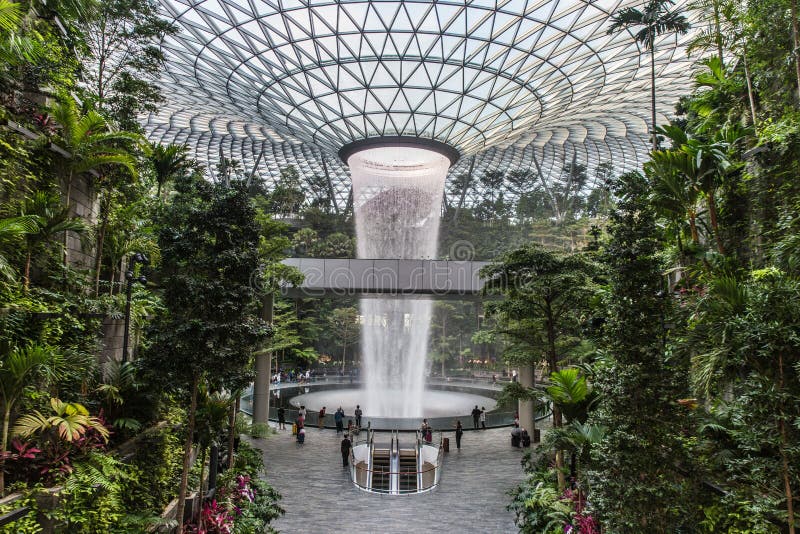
(341, 434, 352, 467)
(354, 405, 363, 428)
(455, 421, 464, 450)
(471, 405, 481, 429)
(318, 406, 326, 429)
(298, 405, 307, 420)
(480, 407, 487, 429)
(334, 407, 344, 433)
(277, 406, 286, 430)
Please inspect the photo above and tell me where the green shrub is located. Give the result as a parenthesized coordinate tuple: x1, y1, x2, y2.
(123, 424, 184, 514)
(232, 441, 265, 476)
(0, 490, 42, 533)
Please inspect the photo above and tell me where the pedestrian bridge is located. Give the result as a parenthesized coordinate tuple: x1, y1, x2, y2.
(279, 258, 490, 299)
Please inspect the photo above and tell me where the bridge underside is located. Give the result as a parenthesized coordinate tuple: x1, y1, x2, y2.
(279, 258, 489, 300)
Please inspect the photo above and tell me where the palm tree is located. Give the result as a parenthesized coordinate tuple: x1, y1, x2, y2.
(0, 0, 40, 71)
(0, 343, 63, 494)
(194, 388, 231, 507)
(20, 191, 88, 289)
(0, 215, 38, 281)
(646, 123, 745, 255)
(49, 99, 140, 265)
(541, 367, 599, 490)
(608, 0, 690, 150)
(149, 143, 189, 198)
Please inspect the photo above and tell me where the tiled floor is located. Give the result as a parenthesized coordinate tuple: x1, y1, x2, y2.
(254, 424, 541, 533)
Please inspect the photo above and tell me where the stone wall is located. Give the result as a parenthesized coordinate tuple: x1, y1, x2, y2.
(62, 173, 97, 270)
(100, 317, 126, 367)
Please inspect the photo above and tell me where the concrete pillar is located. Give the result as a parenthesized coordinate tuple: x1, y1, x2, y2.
(252, 293, 273, 425)
(518, 365, 536, 440)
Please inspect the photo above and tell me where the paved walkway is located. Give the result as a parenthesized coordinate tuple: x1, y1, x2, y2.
(253, 425, 539, 534)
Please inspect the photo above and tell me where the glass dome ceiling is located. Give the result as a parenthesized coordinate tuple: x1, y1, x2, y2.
(145, 0, 696, 209)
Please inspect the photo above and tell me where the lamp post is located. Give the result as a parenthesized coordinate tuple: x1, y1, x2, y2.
(122, 252, 149, 363)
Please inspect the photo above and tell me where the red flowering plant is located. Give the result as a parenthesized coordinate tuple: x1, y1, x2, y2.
(183, 500, 235, 534)
(561, 488, 600, 534)
(9, 401, 111, 485)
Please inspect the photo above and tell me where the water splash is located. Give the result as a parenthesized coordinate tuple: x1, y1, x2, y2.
(349, 146, 449, 417)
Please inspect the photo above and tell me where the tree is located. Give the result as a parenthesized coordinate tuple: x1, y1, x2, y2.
(608, 0, 690, 150)
(291, 227, 319, 256)
(0, 215, 38, 281)
(144, 175, 269, 530)
(0, 343, 62, 494)
(269, 166, 306, 217)
(687, 270, 799, 533)
(49, 98, 139, 265)
(79, 0, 176, 130)
(481, 244, 597, 490)
(587, 172, 690, 532)
(646, 123, 746, 255)
(430, 302, 457, 378)
(0, 0, 41, 74)
(540, 368, 602, 484)
(327, 307, 359, 373)
(312, 232, 355, 258)
(149, 143, 189, 198)
(19, 191, 87, 289)
(552, 158, 589, 222)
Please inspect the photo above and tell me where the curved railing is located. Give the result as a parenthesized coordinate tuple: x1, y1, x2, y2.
(348, 430, 444, 495)
(349, 462, 441, 495)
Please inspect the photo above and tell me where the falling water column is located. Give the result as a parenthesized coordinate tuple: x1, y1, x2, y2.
(346, 144, 452, 418)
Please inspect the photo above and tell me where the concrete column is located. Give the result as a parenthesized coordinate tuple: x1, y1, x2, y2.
(518, 365, 536, 440)
(252, 293, 273, 426)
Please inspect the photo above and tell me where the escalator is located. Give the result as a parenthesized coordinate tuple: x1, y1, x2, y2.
(398, 448, 418, 493)
(371, 448, 391, 492)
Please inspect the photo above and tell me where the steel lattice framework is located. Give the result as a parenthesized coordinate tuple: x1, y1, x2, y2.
(145, 0, 696, 210)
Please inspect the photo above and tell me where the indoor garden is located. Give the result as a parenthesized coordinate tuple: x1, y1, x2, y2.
(0, 0, 798, 532)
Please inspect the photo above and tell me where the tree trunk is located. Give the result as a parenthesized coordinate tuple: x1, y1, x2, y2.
(713, 0, 723, 66)
(778, 353, 796, 534)
(0, 405, 11, 495)
(23, 251, 32, 291)
(689, 214, 699, 244)
(94, 193, 110, 296)
(63, 173, 73, 266)
(706, 190, 725, 254)
(650, 41, 658, 151)
(453, 156, 475, 223)
(792, 0, 800, 101)
(742, 45, 758, 127)
(176, 374, 199, 532)
(546, 304, 566, 491)
(198, 446, 207, 505)
(228, 401, 236, 470)
(341, 344, 347, 374)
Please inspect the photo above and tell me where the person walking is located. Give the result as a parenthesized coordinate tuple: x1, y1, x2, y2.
(455, 421, 464, 450)
(341, 434, 352, 467)
(354, 405, 363, 428)
(471, 405, 481, 429)
(334, 407, 344, 433)
(318, 406, 326, 429)
(480, 407, 487, 429)
(277, 406, 286, 430)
